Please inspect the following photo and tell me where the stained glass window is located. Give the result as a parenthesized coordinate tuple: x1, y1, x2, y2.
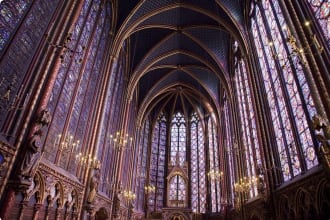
(190, 112, 206, 213)
(148, 113, 166, 211)
(224, 100, 235, 206)
(0, 0, 31, 52)
(169, 175, 186, 207)
(170, 112, 186, 165)
(44, 0, 110, 172)
(234, 57, 261, 197)
(306, 0, 330, 48)
(251, 0, 318, 182)
(0, 0, 59, 132)
(208, 117, 221, 212)
(135, 118, 150, 211)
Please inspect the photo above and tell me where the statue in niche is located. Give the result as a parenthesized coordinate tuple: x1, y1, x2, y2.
(35, 109, 51, 127)
(312, 114, 330, 170)
(87, 167, 100, 204)
(112, 192, 121, 218)
(256, 164, 266, 195)
(18, 129, 43, 182)
(17, 109, 51, 183)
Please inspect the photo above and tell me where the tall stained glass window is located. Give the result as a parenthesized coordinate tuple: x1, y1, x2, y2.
(190, 112, 206, 213)
(170, 112, 186, 165)
(45, 0, 109, 172)
(135, 118, 150, 211)
(235, 57, 261, 197)
(148, 113, 166, 211)
(168, 112, 187, 208)
(0, 0, 31, 52)
(224, 100, 235, 206)
(169, 175, 186, 207)
(251, 0, 318, 182)
(0, 0, 59, 132)
(208, 117, 221, 212)
(306, 0, 330, 48)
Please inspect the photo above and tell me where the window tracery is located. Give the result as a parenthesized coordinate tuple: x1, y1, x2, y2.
(135, 118, 150, 211)
(148, 113, 166, 211)
(45, 0, 110, 172)
(234, 58, 261, 197)
(208, 117, 221, 212)
(0, 0, 31, 52)
(170, 112, 186, 166)
(251, 0, 318, 182)
(169, 175, 186, 207)
(306, 0, 330, 47)
(190, 112, 206, 213)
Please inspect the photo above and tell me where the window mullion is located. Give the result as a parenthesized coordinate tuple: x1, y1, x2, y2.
(238, 61, 258, 197)
(269, 1, 308, 172)
(255, 9, 295, 180)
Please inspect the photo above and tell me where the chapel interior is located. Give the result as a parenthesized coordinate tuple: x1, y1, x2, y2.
(0, 0, 329, 219)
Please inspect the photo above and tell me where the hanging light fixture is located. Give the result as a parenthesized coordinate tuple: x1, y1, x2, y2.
(108, 130, 133, 150)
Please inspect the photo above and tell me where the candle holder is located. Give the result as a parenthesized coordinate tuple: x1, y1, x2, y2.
(123, 190, 136, 202)
(109, 130, 133, 150)
(234, 176, 258, 194)
(75, 153, 99, 168)
(207, 169, 223, 181)
(54, 132, 81, 166)
(54, 133, 80, 153)
(144, 184, 156, 194)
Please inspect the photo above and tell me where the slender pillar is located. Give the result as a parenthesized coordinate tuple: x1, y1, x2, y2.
(0, 1, 81, 218)
(280, 0, 330, 120)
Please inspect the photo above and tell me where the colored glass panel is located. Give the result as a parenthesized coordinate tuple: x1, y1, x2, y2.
(208, 118, 221, 212)
(190, 113, 206, 213)
(0, 0, 31, 52)
(251, 0, 318, 182)
(148, 114, 166, 211)
(235, 58, 261, 197)
(307, 0, 330, 48)
(170, 112, 186, 165)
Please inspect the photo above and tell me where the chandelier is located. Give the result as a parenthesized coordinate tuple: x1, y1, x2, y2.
(54, 133, 80, 153)
(234, 176, 258, 193)
(109, 130, 133, 150)
(144, 184, 156, 194)
(123, 190, 136, 202)
(75, 153, 99, 168)
(207, 169, 223, 181)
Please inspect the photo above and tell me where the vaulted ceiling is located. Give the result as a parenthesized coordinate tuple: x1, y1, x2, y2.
(111, 0, 249, 124)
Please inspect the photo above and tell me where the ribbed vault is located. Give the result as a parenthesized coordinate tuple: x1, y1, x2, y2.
(111, 0, 247, 123)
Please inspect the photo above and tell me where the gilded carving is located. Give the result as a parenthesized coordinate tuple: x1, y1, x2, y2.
(24, 171, 44, 203)
(37, 162, 83, 216)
